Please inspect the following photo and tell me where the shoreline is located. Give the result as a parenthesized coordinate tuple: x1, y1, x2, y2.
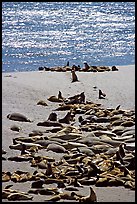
(2, 64, 135, 74)
(2, 64, 135, 202)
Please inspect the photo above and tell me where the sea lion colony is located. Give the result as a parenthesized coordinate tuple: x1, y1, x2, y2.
(38, 62, 119, 72)
(2, 75, 135, 202)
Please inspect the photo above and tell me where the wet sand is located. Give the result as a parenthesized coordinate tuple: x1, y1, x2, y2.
(2, 65, 135, 202)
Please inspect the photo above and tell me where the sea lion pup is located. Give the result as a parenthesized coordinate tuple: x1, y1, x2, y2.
(48, 112, 57, 121)
(59, 111, 74, 124)
(99, 89, 106, 99)
(10, 125, 21, 132)
(71, 70, 79, 82)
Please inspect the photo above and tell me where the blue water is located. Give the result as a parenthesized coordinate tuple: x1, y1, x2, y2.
(2, 2, 135, 72)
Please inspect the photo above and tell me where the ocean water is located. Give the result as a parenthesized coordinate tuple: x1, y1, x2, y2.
(2, 2, 135, 72)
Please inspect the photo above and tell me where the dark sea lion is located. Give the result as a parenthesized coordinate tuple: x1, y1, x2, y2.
(71, 70, 79, 82)
(99, 89, 106, 99)
(116, 104, 121, 110)
(31, 179, 45, 188)
(121, 121, 135, 127)
(7, 192, 33, 201)
(2, 149, 7, 154)
(8, 155, 32, 162)
(37, 120, 63, 127)
(7, 113, 32, 122)
(112, 65, 118, 71)
(58, 91, 65, 100)
(72, 64, 80, 71)
(48, 112, 57, 121)
(83, 62, 90, 71)
(59, 112, 72, 124)
(38, 189, 55, 195)
(38, 66, 44, 71)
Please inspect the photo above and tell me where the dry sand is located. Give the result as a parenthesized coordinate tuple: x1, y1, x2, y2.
(2, 65, 135, 202)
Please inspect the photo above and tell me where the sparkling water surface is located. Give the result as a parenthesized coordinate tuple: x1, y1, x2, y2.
(2, 2, 135, 72)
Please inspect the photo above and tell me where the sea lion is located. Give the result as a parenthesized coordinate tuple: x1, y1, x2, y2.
(112, 66, 118, 71)
(47, 143, 68, 153)
(58, 91, 65, 100)
(38, 189, 55, 195)
(31, 179, 45, 188)
(9, 142, 42, 150)
(47, 96, 63, 102)
(59, 112, 73, 124)
(37, 120, 63, 127)
(48, 112, 57, 121)
(2, 149, 7, 154)
(8, 155, 32, 162)
(77, 187, 97, 202)
(37, 100, 48, 106)
(29, 130, 43, 137)
(83, 62, 90, 71)
(2, 172, 11, 182)
(99, 89, 106, 99)
(7, 192, 33, 201)
(7, 113, 32, 122)
(34, 140, 61, 148)
(71, 70, 79, 82)
(45, 162, 53, 176)
(10, 125, 21, 132)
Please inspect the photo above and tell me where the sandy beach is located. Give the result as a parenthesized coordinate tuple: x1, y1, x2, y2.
(2, 65, 135, 202)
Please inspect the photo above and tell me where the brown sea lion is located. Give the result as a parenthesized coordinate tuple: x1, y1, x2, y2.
(47, 96, 63, 102)
(37, 100, 48, 106)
